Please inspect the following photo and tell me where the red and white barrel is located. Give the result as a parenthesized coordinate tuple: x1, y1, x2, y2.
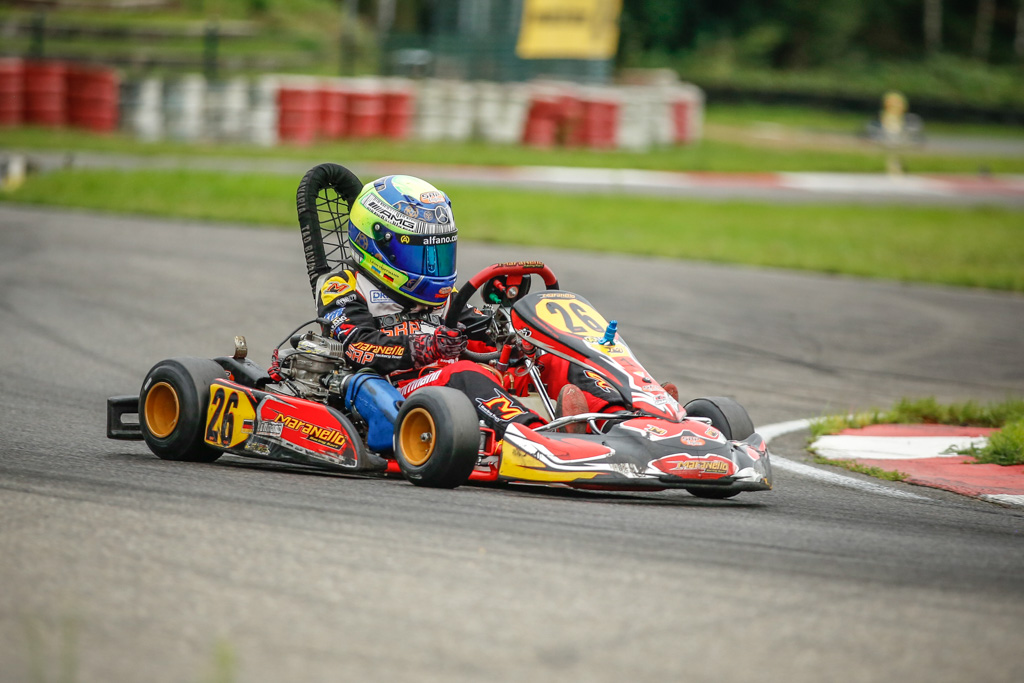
(0, 58, 24, 126)
(277, 77, 319, 145)
(382, 78, 414, 141)
(522, 86, 562, 148)
(347, 79, 385, 139)
(579, 88, 619, 150)
(66, 64, 119, 132)
(23, 60, 67, 127)
(317, 80, 348, 140)
(670, 84, 704, 144)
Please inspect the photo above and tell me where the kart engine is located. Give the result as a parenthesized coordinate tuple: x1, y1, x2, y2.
(275, 332, 348, 401)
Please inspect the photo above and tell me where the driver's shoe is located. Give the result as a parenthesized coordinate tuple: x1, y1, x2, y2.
(555, 384, 589, 434)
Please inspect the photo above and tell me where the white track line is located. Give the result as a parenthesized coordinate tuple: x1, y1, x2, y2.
(760, 418, 930, 501)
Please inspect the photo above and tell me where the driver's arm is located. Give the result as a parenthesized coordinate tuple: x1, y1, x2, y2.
(321, 293, 417, 375)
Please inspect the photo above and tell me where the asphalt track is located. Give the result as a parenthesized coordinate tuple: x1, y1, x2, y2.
(1, 204, 1023, 683)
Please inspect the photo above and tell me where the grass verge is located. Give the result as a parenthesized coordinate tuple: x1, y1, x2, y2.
(2, 167, 1023, 292)
(810, 455, 908, 481)
(3, 121, 1024, 175)
(810, 397, 1024, 466)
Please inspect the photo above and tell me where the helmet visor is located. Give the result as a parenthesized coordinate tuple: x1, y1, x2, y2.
(380, 233, 457, 278)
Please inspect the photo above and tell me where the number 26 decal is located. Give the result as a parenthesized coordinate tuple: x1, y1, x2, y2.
(204, 385, 255, 448)
(537, 300, 608, 337)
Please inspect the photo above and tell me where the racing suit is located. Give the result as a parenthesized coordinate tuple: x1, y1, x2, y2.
(315, 267, 621, 436)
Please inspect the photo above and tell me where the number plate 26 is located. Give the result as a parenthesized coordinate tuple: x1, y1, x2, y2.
(204, 383, 256, 449)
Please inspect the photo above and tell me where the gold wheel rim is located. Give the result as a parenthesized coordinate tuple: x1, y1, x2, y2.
(400, 408, 436, 466)
(145, 382, 180, 439)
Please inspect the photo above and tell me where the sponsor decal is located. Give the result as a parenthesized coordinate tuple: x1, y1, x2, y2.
(380, 320, 422, 337)
(399, 368, 444, 395)
(323, 308, 349, 323)
(320, 273, 357, 305)
(608, 463, 641, 478)
(476, 391, 527, 422)
(420, 191, 446, 204)
(362, 194, 417, 230)
(353, 232, 371, 250)
(273, 414, 348, 449)
(435, 286, 452, 299)
(434, 206, 450, 224)
(673, 459, 731, 474)
(499, 261, 546, 269)
(245, 440, 271, 456)
(680, 435, 706, 447)
(393, 233, 456, 247)
(370, 289, 392, 303)
(345, 341, 405, 364)
(584, 337, 627, 355)
(645, 425, 668, 437)
(374, 179, 388, 192)
(256, 421, 284, 437)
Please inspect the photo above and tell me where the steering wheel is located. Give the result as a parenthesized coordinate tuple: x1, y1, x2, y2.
(445, 262, 560, 364)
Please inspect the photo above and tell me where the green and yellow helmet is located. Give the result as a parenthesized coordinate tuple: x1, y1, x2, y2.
(348, 175, 457, 306)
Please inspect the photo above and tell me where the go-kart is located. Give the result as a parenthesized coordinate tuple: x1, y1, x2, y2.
(106, 163, 772, 499)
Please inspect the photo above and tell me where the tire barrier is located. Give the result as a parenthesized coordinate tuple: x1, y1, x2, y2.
(120, 77, 162, 141)
(0, 59, 24, 127)
(66, 64, 119, 132)
(24, 61, 67, 127)
(347, 88, 385, 139)
(11, 60, 122, 132)
(163, 74, 205, 142)
(318, 86, 348, 139)
(206, 77, 249, 142)
(277, 81, 319, 145)
(3, 65, 703, 150)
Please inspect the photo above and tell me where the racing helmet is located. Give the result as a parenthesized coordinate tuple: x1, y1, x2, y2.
(348, 175, 457, 306)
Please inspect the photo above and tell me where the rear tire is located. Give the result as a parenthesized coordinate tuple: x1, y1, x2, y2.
(395, 387, 479, 488)
(139, 357, 226, 463)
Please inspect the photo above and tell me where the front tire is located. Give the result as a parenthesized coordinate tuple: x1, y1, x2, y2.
(395, 387, 479, 488)
(683, 396, 755, 500)
(683, 396, 755, 441)
(139, 357, 226, 463)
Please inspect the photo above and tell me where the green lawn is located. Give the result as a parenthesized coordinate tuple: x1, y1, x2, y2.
(811, 397, 1024, 466)
(3, 111, 1024, 174)
(3, 167, 1022, 292)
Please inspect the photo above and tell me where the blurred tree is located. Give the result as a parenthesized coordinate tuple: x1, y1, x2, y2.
(1016, 0, 1024, 57)
(924, 0, 943, 52)
(773, 0, 866, 67)
(973, 0, 997, 59)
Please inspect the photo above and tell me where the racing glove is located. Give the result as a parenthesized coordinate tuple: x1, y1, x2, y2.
(411, 324, 468, 368)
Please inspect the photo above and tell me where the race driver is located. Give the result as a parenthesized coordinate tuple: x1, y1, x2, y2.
(303, 174, 630, 437)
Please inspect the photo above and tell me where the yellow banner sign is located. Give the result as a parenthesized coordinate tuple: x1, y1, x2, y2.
(516, 0, 622, 60)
